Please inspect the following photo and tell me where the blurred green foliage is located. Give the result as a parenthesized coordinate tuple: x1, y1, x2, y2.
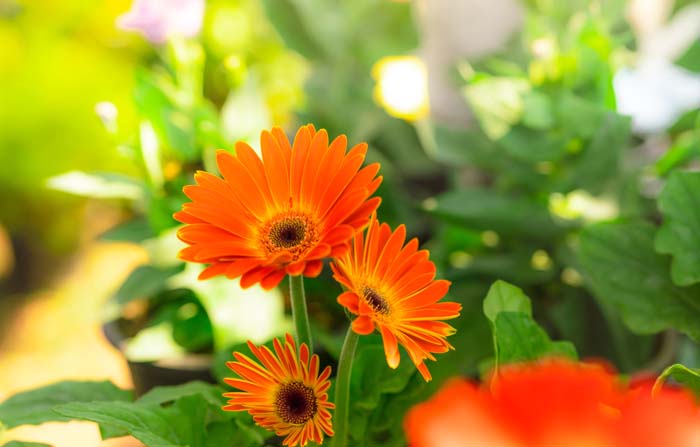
(0, 0, 139, 289)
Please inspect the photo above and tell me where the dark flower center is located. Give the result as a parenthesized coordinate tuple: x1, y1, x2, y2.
(275, 381, 317, 425)
(363, 287, 390, 315)
(269, 218, 306, 249)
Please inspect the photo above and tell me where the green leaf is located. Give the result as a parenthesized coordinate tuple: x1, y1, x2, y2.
(654, 363, 700, 400)
(579, 222, 700, 340)
(138, 381, 223, 407)
(171, 263, 289, 352)
(464, 76, 529, 140)
(430, 125, 497, 167)
(428, 189, 559, 238)
(261, 0, 327, 60)
(498, 125, 569, 163)
(454, 251, 556, 286)
(482, 280, 577, 367)
(112, 264, 184, 306)
(570, 112, 630, 193)
(0, 381, 132, 429)
(46, 171, 144, 200)
(348, 338, 416, 443)
(655, 171, 700, 286)
(348, 0, 419, 66)
(655, 131, 699, 176)
(2, 442, 53, 447)
(350, 342, 416, 411)
(54, 401, 191, 447)
(676, 39, 700, 73)
(556, 92, 605, 138)
(483, 280, 532, 323)
(494, 312, 577, 364)
(99, 218, 155, 243)
(522, 90, 554, 130)
(204, 420, 271, 447)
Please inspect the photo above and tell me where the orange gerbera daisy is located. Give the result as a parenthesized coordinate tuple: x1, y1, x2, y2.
(330, 216, 461, 381)
(223, 333, 334, 447)
(175, 124, 382, 290)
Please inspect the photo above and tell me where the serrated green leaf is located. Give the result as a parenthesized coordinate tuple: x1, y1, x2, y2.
(138, 381, 223, 407)
(348, 339, 416, 443)
(350, 343, 415, 411)
(654, 363, 700, 400)
(54, 401, 191, 447)
(0, 381, 132, 429)
(655, 171, 700, 286)
(494, 312, 577, 365)
(579, 222, 700, 340)
(483, 280, 532, 323)
(481, 281, 577, 367)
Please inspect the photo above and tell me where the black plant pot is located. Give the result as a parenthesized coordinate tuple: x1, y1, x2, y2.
(102, 319, 216, 396)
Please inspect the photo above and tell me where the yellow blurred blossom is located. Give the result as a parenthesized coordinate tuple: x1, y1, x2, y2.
(372, 55, 430, 121)
(549, 190, 618, 222)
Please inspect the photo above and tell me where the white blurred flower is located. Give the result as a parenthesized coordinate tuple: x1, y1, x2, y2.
(117, 0, 205, 44)
(614, 60, 700, 134)
(615, 1, 700, 134)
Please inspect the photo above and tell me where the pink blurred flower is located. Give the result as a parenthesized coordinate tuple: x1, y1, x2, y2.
(117, 0, 205, 44)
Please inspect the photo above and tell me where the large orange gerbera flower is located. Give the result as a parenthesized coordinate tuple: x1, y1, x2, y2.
(175, 124, 382, 290)
(223, 333, 334, 447)
(330, 216, 461, 381)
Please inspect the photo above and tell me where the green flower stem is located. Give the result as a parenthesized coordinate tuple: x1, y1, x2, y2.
(331, 326, 360, 447)
(289, 274, 313, 352)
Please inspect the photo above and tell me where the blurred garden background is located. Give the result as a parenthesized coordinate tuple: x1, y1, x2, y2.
(1, 0, 700, 445)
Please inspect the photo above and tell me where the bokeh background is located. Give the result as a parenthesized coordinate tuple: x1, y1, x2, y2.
(1, 0, 699, 445)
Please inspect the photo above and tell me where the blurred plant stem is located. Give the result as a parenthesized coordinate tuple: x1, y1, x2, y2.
(331, 327, 359, 447)
(289, 275, 313, 352)
(414, 118, 437, 158)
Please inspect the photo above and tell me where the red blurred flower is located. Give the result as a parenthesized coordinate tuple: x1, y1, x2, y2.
(404, 358, 700, 447)
(615, 382, 700, 447)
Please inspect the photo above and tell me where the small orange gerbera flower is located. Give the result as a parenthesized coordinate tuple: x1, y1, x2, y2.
(175, 124, 382, 290)
(330, 216, 461, 381)
(223, 333, 335, 447)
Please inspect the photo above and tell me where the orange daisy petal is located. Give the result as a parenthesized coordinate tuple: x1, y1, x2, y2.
(351, 315, 375, 335)
(224, 334, 334, 447)
(175, 125, 382, 289)
(303, 260, 323, 277)
(337, 291, 360, 314)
